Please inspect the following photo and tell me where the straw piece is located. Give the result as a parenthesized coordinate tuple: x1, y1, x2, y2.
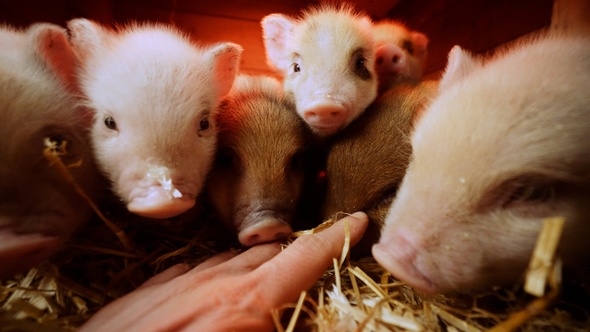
(430, 303, 482, 332)
(524, 217, 565, 297)
(285, 290, 307, 332)
(43, 138, 136, 253)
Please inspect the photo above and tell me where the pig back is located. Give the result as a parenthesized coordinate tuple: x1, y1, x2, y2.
(322, 81, 438, 253)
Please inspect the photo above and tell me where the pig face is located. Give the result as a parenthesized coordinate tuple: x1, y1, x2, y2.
(0, 24, 101, 277)
(205, 76, 312, 246)
(373, 35, 590, 294)
(372, 20, 428, 93)
(69, 19, 242, 219)
(262, 4, 377, 136)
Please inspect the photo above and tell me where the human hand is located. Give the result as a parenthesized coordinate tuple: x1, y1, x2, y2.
(80, 211, 369, 332)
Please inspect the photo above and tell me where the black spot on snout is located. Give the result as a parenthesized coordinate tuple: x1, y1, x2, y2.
(352, 48, 372, 81)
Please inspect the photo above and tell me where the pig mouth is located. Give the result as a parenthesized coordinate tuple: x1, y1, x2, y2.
(127, 186, 197, 219)
(372, 240, 439, 294)
(310, 123, 346, 136)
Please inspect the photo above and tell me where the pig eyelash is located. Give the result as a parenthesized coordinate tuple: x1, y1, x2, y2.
(103, 115, 118, 131)
(504, 184, 555, 207)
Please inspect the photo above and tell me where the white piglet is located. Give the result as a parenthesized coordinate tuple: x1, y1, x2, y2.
(69, 19, 242, 219)
(373, 33, 590, 294)
(262, 4, 377, 136)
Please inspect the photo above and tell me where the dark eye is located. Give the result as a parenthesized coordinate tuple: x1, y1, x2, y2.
(292, 63, 301, 73)
(355, 57, 366, 70)
(200, 117, 210, 131)
(507, 185, 555, 206)
(402, 39, 415, 55)
(104, 115, 117, 130)
(352, 49, 372, 80)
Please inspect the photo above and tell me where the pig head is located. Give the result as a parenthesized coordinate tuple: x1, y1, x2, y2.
(373, 33, 590, 294)
(68, 19, 242, 219)
(262, 4, 378, 136)
(372, 20, 429, 94)
(0, 23, 102, 277)
(205, 75, 315, 246)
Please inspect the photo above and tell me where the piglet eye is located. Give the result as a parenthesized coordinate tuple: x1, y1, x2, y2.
(355, 57, 366, 70)
(104, 115, 117, 130)
(509, 185, 555, 204)
(198, 111, 212, 136)
(292, 63, 301, 73)
(199, 117, 210, 131)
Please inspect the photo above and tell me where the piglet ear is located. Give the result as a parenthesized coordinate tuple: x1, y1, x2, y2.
(208, 42, 243, 98)
(439, 45, 482, 90)
(28, 23, 79, 91)
(67, 18, 107, 62)
(261, 14, 295, 72)
(410, 31, 429, 58)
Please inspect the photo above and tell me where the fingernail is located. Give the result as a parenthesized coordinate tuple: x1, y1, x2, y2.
(351, 211, 368, 220)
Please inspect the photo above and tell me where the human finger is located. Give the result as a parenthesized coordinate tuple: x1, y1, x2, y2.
(255, 211, 369, 305)
(138, 263, 191, 289)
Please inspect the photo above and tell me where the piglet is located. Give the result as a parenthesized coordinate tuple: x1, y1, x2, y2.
(68, 19, 242, 219)
(373, 20, 429, 94)
(262, 4, 377, 136)
(322, 81, 437, 254)
(205, 75, 315, 246)
(0, 23, 102, 277)
(373, 33, 590, 294)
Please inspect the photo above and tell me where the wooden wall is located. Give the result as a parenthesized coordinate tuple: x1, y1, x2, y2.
(0, 0, 560, 77)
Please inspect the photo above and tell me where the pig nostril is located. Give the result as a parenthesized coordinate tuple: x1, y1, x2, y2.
(376, 56, 384, 65)
(392, 55, 401, 64)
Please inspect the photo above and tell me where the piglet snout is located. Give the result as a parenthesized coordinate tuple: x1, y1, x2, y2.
(303, 102, 347, 136)
(238, 215, 293, 247)
(372, 230, 438, 294)
(375, 43, 407, 76)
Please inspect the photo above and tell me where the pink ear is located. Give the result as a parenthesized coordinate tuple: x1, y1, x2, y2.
(66, 18, 105, 62)
(410, 31, 429, 58)
(261, 14, 295, 72)
(29, 23, 79, 91)
(208, 42, 243, 97)
(439, 45, 481, 90)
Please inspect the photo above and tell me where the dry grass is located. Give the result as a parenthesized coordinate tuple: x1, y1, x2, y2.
(1, 144, 589, 331)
